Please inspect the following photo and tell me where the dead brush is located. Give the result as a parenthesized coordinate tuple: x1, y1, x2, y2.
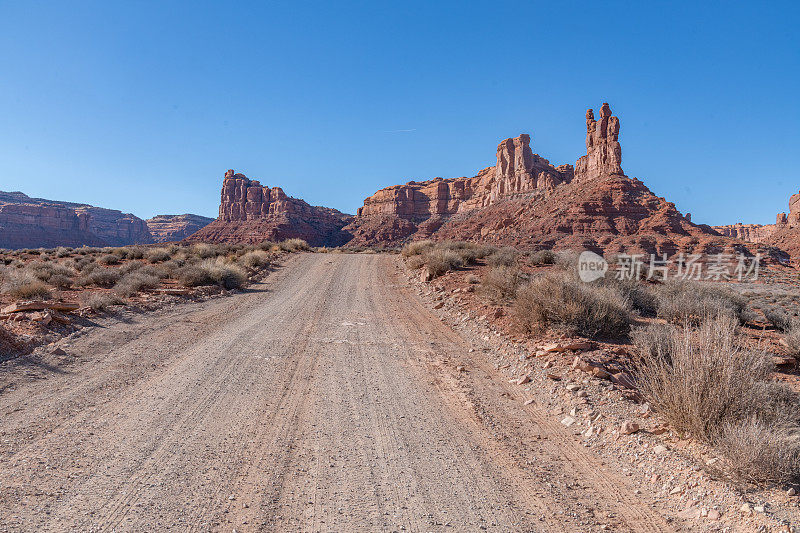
(0, 268, 51, 300)
(633, 315, 800, 483)
(479, 266, 523, 303)
(513, 272, 631, 338)
(655, 281, 749, 325)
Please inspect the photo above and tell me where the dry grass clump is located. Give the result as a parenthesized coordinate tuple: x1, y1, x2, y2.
(633, 315, 800, 483)
(177, 258, 247, 290)
(513, 272, 631, 338)
(279, 238, 310, 252)
(113, 271, 161, 296)
(401, 240, 435, 258)
(655, 281, 748, 325)
(0, 268, 52, 300)
(238, 250, 271, 269)
(75, 267, 123, 288)
(479, 266, 523, 303)
(402, 240, 495, 279)
(528, 249, 556, 265)
(487, 247, 519, 267)
(764, 306, 794, 332)
(145, 248, 172, 263)
(97, 253, 121, 265)
(83, 292, 124, 312)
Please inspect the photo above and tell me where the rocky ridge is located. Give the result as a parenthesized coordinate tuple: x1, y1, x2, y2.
(0, 191, 153, 249)
(346, 103, 742, 255)
(186, 170, 353, 247)
(146, 214, 214, 242)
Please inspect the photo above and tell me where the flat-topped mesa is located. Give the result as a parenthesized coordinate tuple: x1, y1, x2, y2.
(355, 133, 572, 219)
(574, 103, 624, 182)
(219, 169, 295, 221)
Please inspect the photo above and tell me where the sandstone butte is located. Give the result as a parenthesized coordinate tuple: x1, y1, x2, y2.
(343, 103, 780, 258)
(146, 214, 214, 243)
(714, 191, 800, 261)
(0, 191, 154, 249)
(185, 170, 354, 247)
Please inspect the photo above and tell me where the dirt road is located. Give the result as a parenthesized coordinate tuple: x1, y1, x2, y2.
(0, 254, 675, 532)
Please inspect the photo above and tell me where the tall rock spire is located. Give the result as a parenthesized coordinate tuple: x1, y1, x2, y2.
(574, 102, 624, 182)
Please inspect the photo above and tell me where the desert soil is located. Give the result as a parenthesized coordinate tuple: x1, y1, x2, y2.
(0, 253, 677, 532)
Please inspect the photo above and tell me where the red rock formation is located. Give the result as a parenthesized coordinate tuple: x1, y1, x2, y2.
(574, 103, 624, 182)
(187, 170, 353, 246)
(0, 191, 153, 249)
(347, 103, 774, 258)
(146, 214, 214, 242)
(713, 223, 776, 243)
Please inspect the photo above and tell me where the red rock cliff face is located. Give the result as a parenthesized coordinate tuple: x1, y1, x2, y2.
(146, 214, 214, 242)
(345, 103, 755, 256)
(0, 191, 153, 249)
(186, 170, 353, 247)
(355, 133, 573, 221)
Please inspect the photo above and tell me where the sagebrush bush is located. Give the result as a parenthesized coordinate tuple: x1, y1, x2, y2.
(279, 238, 310, 252)
(528, 249, 556, 265)
(487, 247, 519, 267)
(480, 266, 522, 303)
(113, 271, 161, 296)
(145, 248, 171, 263)
(765, 306, 794, 332)
(48, 274, 74, 289)
(513, 272, 631, 338)
(238, 250, 271, 269)
(0, 268, 52, 300)
(98, 254, 121, 265)
(655, 281, 748, 325)
(402, 240, 435, 258)
(633, 315, 800, 483)
(177, 258, 247, 289)
(75, 267, 122, 288)
(423, 249, 465, 278)
(83, 292, 123, 312)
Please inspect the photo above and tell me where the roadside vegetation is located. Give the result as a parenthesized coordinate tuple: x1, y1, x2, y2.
(402, 239, 800, 484)
(0, 239, 309, 313)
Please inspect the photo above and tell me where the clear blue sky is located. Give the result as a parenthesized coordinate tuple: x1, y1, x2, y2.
(0, 1, 797, 224)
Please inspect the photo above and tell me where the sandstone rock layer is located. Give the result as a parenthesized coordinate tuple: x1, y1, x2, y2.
(186, 170, 353, 247)
(146, 214, 214, 242)
(0, 191, 153, 249)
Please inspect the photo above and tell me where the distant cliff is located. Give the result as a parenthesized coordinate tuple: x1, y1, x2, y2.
(146, 214, 214, 242)
(0, 191, 153, 249)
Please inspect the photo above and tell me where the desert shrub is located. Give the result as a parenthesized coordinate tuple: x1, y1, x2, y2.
(55, 247, 73, 258)
(480, 266, 523, 303)
(465, 274, 480, 284)
(75, 267, 122, 288)
(423, 249, 465, 278)
(765, 307, 794, 332)
(633, 315, 800, 483)
(113, 271, 161, 296)
(437, 241, 494, 265)
(279, 238, 310, 252)
(145, 248, 171, 263)
(189, 243, 218, 259)
(555, 249, 580, 268)
(98, 253, 121, 265)
(528, 249, 556, 265)
(118, 261, 144, 276)
(603, 278, 659, 317)
(784, 325, 800, 357)
(402, 240, 435, 258)
(487, 247, 519, 267)
(238, 250, 271, 269)
(257, 240, 277, 252)
(655, 281, 748, 325)
(27, 262, 73, 282)
(83, 292, 123, 312)
(138, 264, 170, 279)
(405, 255, 426, 270)
(0, 268, 52, 300)
(177, 258, 247, 289)
(513, 272, 632, 338)
(48, 274, 74, 289)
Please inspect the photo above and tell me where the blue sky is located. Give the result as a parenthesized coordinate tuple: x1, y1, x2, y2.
(0, 1, 797, 224)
